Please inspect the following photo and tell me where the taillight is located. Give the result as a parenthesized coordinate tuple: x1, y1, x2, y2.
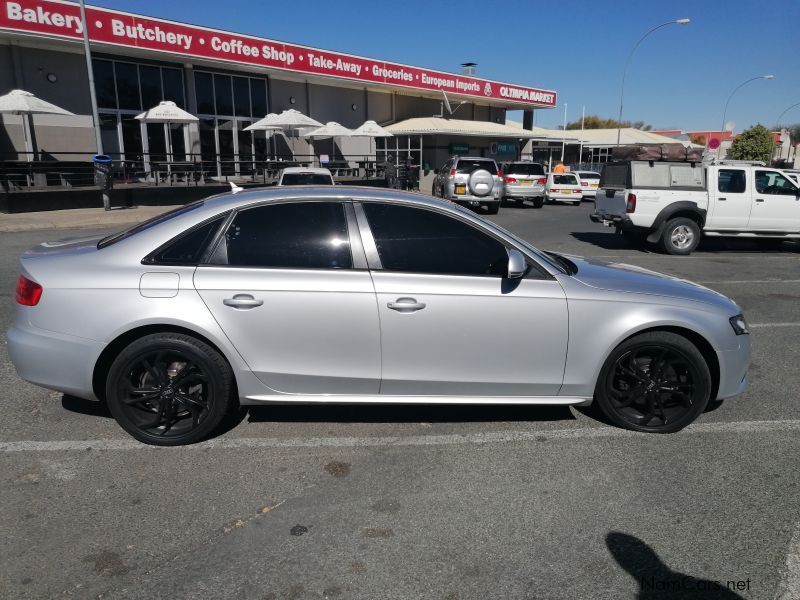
(15, 275, 42, 306)
(449, 169, 456, 177)
(497, 170, 502, 178)
(504, 176, 517, 183)
(626, 193, 637, 213)
(536, 177, 546, 184)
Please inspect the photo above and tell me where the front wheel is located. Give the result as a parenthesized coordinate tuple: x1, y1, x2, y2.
(105, 333, 236, 446)
(594, 331, 711, 433)
(660, 217, 701, 255)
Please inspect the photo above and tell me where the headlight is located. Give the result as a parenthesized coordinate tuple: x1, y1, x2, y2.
(729, 314, 750, 335)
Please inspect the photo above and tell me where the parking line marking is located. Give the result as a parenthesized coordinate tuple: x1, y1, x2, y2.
(1, 419, 799, 453)
(750, 322, 800, 329)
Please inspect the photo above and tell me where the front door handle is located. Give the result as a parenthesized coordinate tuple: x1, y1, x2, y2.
(718, 197, 727, 201)
(756, 198, 765, 203)
(387, 297, 426, 312)
(223, 294, 264, 309)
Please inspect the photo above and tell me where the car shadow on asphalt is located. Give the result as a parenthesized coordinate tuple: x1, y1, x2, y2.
(571, 231, 800, 254)
(606, 531, 746, 599)
(61, 395, 112, 418)
(246, 403, 576, 424)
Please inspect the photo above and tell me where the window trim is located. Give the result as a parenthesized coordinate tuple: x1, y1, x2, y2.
(202, 198, 361, 271)
(353, 200, 552, 280)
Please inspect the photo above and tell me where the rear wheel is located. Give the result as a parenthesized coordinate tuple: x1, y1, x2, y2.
(594, 331, 711, 433)
(572, 201, 581, 206)
(484, 203, 500, 215)
(660, 217, 701, 255)
(105, 333, 236, 446)
(533, 197, 544, 209)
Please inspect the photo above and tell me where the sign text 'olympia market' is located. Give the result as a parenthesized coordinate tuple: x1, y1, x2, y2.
(0, 0, 556, 107)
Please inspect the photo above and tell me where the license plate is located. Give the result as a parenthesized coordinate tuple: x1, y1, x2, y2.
(591, 183, 598, 188)
(519, 179, 533, 184)
(455, 184, 466, 195)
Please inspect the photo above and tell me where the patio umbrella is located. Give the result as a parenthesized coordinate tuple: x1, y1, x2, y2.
(135, 101, 198, 163)
(352, 120, 393, 161)
(302, 121, 354, 163)
(269, 109, 323, 131)
(0, 89, 75, 160)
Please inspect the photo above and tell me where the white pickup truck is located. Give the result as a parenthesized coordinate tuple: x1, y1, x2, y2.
(590, 160, 800, 254)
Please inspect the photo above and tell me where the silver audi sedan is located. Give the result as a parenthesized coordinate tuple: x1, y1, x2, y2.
(7, 187, 751, 445)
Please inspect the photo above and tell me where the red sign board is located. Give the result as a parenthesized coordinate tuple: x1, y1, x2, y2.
(0, 0, 557, 108)
(708, 138, 720, 150)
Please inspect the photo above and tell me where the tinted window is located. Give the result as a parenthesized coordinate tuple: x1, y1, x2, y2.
(280, 173, 334, 185)
(578, 172, 600, 180)
(600, 163, 629, 188)
(139, 65, 162, 109)
(214, 74, 233, 115)
(93, 59, 117, 109)
(162, 68, 185, 108)
(222, 202, 351, 269)
(364, 203, 508, 277)
(718, 169, 746, 193)
(233, 77, 251, 117)
(755, 170, 798, 195)
(114, 62, 141, 111)
(147, 215, 226, 264)
(455, 159, 497, 174)
(506, 163, 545, 176)
(98, 202, 205, 248)
(250, 79, 267, 117)
(553, 175, 578, 185)
(195, 72, 215, 114)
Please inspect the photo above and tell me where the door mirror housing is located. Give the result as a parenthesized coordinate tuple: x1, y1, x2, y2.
(506, 249, 527, 279)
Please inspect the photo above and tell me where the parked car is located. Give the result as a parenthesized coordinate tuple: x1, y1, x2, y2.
(591, 160, 800, 254)
(545, 172, 583, 205)
(277, 167, 334, 186)
(500, 161, 547, 208)
(432, 156, 502, 214)
(575, 171, 601, 199)
(784, 169, 799, 184)
(8, 187, 750, 445)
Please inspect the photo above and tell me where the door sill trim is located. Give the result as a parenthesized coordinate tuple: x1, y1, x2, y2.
(242, 394, 592, 406)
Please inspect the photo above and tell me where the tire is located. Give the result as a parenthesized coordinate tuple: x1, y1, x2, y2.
(660, 217, 701, 255)
(533, 197, 544, 209)
(572, 201, 580, 206)
(105, 333, 236, 446)
(484, 203, 500, 215)
(594, 331, 711, 433)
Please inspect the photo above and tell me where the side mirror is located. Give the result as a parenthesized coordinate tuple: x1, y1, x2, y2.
(507, 249, 527, 279)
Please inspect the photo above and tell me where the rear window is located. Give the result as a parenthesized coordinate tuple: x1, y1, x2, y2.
(578, 172, 600, 180)
(97, 201, 205, 249)
(599, 164, 629, 189)
(553, 174, 578, 185)
(455, 159, 497, 174)
(280, 173, 334, 185)
(505, 163, 545, 176)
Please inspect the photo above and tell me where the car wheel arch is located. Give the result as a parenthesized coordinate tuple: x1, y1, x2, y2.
(92, 324, 239, 403)
(590, 324, 720, 404)
(646, 203, 707, 244)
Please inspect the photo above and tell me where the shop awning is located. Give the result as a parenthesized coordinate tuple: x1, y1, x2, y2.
(385, 117, 573, 140)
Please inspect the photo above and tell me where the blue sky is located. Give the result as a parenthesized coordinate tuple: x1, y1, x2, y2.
(92, 0, 800, 132)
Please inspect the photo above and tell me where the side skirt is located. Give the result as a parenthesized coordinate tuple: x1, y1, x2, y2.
(241, 395, 593, 407)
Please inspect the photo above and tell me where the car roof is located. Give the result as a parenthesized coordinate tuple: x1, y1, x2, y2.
(454, 156, 496, 161)
(576, 171, 600, 175)
(279, 167, 333, 175)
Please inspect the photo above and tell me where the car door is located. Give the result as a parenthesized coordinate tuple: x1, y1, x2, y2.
(357, 201, 568, 397)
(193, 200, 381, 395)
(748, 170, 800, 232)
(707, 168, 752, 229)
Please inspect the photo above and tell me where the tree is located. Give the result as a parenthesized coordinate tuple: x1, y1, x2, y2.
(727, 124, 774, 163)
(564, 115, 652, 130)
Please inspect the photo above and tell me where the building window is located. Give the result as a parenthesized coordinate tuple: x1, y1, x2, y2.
(194, 71, 215, 114)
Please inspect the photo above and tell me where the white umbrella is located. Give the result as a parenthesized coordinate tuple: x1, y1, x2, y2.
(243, 113, 283, 132)
(302, 121, 354, 165)
(136, 101, 197, 163)
(270, 109, 323, 130)
(352, 120, 393, 163)
(0, 89, 75, 160)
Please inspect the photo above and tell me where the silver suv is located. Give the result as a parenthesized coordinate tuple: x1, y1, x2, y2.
(432, 156, 502, 214)
(500, 161, 547, 208)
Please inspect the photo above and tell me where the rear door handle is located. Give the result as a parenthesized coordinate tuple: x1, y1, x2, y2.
(718, 197, 727, 201)
(387, 297, 426, 312)
(223, 294, 264, 309)
(756, 198, 765, 203)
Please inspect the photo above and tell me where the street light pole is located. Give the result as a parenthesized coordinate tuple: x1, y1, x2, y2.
(616, 18, 690, 147)
(775, 101, 800, 128)
(718, 74, 774, 159)
(78, 0, 110, 210)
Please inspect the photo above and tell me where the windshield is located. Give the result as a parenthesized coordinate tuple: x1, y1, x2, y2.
(280, 173, 334, 185)
(97, 201, 205, 249)
(506, 163, 545, 176)
(553, 174, 578, 185)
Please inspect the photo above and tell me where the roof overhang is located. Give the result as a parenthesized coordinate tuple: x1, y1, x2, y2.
(386, 117, 578, 140)
(0, 0, 557, 110)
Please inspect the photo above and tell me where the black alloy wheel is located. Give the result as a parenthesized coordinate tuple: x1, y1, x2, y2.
(106, 333, 234, 445)
(595, 331, 711, 433)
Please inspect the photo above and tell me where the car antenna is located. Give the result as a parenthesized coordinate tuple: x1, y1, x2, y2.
(229, 182, 244, 194)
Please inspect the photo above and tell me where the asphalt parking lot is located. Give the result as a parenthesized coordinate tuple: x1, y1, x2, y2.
(1, 199, 799, 600)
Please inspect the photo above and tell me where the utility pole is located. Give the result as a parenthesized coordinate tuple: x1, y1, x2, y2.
(560, 103, 567, 163)
(79, 0, 109, 210)
(578, 105, 585, 167)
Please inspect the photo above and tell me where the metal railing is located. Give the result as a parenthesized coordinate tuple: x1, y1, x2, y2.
(0, 151, 388, 192)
